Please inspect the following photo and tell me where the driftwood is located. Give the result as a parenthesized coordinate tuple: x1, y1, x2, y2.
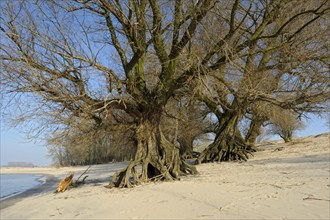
(56, 166, 91, 192)
(57, 174, 74, 193)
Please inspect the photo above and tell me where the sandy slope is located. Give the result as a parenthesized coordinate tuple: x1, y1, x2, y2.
(1, 133, 329, 219)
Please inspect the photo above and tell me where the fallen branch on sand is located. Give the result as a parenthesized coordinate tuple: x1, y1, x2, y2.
(56, 166, 92, 192)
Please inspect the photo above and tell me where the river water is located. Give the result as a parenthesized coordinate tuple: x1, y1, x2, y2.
(0, 174, 45, 200)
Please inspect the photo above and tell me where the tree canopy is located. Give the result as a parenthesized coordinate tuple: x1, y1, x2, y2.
(1, 0, 329, 187)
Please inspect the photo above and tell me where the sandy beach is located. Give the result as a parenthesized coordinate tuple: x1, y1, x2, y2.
(1, 133, 329, 219)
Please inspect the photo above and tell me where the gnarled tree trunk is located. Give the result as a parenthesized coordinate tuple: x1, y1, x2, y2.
(245, 116, 267, 145)
(196, 110, 254, 164)
(109, 112, 197, 188)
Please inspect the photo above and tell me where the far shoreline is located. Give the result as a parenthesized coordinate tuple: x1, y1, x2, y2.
(0, 174, 59, 210)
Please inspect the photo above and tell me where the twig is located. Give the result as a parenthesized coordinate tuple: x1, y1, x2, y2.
(75, 165, 92, 184)
(303, 195, 330, 202)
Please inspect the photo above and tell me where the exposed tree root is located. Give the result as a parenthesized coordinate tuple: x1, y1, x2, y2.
(108, 120, 197, 188)
(196, 134, 255, 164)
(109, 157, 197, 188)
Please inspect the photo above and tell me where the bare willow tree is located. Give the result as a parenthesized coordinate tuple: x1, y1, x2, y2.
(195, 0, 330, 163)
(244, 103, 301, 145)
(0, 0, 222, 187)
(1, 0, 329, 187)
(268, 108, 305, 143)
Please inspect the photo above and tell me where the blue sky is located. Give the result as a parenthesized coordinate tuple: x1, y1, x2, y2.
(0, 114, 329, 167)
(0, 125, 51, 167)
(295, 114, 329, 137)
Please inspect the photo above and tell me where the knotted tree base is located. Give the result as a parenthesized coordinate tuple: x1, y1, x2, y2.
(109, 157, 197, 188)
(108, 120, 197, 188)
(196, 134, 255, 164)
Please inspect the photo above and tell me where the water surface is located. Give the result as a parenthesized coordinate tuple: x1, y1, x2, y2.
(0, 174, 45, 200)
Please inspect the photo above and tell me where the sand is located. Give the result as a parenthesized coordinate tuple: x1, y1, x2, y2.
(0, 133, 329, 219)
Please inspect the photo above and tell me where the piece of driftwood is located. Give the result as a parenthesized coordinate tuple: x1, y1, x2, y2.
(57, 174, 74, 193)
(55, 166, 91, 192)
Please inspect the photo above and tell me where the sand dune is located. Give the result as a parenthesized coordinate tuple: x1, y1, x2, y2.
(1, 133, 329, 219)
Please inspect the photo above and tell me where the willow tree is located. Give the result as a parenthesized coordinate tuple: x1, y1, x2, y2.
(195, 0, 329, 163)
(0, 0, 218, 187)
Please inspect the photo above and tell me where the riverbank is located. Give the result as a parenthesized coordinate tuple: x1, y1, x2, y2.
(0, 133, 329, 219)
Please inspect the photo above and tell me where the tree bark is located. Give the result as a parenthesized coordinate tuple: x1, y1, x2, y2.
(196, 110, 254, 164)
(245, 116, 267, 145)
(109, 112, 197, 188)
